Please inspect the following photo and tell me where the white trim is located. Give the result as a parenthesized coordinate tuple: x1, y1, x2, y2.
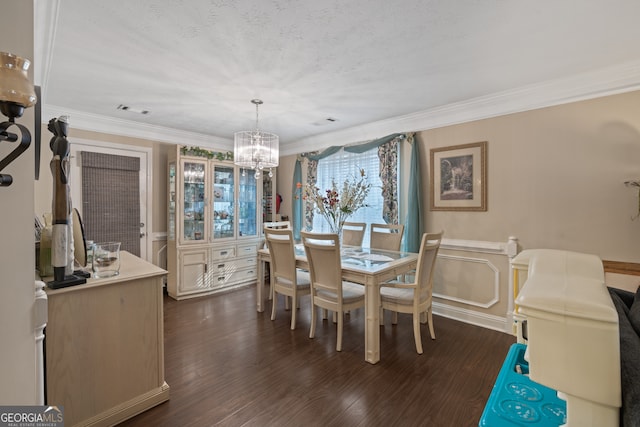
(434, 254, 500, 309)
(33, 0, 60, 91)
(38, 61, 640, 156)
(284, 60, 640, 155)
(440, 237, 508, 255)
(433, 301, 509, 334)
(151, 232, 168, 242)
(69, 138, 153, 262)
(43, 105, 233, 150)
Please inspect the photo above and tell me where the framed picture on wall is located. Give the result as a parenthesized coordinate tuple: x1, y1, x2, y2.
(430, 141, 487, 211)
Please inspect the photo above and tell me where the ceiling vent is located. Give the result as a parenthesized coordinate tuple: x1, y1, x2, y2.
(117, 104, 150, 115)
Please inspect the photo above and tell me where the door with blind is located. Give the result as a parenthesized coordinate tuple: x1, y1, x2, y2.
(69, 141, 150, 260)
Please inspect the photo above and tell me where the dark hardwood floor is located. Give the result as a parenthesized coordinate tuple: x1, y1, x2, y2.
(119, 284, 515, 427)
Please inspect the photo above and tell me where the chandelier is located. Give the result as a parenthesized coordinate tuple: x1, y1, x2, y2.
(234, 99, 279, 179)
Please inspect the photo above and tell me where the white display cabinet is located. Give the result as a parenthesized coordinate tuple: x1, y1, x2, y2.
(167, 146, 263, 299)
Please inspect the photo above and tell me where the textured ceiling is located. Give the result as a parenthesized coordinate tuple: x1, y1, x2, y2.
(37, 0, 640, 152)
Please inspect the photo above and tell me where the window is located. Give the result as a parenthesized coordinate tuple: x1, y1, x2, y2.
(312, 147, 391, 245)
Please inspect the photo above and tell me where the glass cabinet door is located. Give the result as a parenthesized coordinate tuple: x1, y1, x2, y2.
(168, 162, 176, 241)
(262, 169, 276, 223)
(182, 160, 206, 242)
(212, 164, 235, 239)
(238, 170, 258, 238)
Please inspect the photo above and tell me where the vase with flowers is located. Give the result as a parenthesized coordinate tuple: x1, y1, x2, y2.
(303, 168, 371, 239)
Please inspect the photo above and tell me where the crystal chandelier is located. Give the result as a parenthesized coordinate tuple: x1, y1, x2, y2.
(234, 99, 279, 179)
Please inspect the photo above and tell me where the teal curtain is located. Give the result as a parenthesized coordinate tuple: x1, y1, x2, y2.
(292, 159, 302, 241)
(304, 133, 403, 160)
(403, 135, 424, 253)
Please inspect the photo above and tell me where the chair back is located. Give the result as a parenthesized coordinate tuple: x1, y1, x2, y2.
(263, 221, 291, 230)
(264, 228, 297, 284)
(341, 222, 366, 246)
(370, 223, 405, 251)
(414, 231, 443, 304)
(300, 231, 343, 299)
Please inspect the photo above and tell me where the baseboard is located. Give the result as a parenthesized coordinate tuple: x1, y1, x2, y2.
(79, 382, 170, 427)
(432, 301, 510, 334)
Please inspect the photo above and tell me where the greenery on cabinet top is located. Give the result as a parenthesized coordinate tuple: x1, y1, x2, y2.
(180, 146, 233, 161)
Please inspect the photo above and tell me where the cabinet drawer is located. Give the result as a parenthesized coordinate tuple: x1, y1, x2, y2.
(211, 246, 236, 260)
(210, 257, 256, 275)
(211, 266, 258, 288)
(237, 243, 259, 257)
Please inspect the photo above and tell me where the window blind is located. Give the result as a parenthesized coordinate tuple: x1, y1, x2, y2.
(313, 148, 385, 246)
(81, 151, 141, 256)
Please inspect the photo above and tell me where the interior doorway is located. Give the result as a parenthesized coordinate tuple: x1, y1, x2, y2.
(69, 139, 151, 261)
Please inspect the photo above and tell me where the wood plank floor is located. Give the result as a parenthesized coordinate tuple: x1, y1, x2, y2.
(119, 284, 515, 427)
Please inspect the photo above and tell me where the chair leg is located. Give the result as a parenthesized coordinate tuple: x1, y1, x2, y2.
(420, 311, 428, 324)
(427, 308, 436, 340)
(309, 304, 316, 339)
(270, 293, 277, 321)
(285, 296, 291, 310)
(336, 311, 343, 352)
(332, 311, 337, 324)
(413, 313, 423, 354)
(321, 308, 328, 320)
(290, 295, 297, 330)
(391, 311, 398, 325)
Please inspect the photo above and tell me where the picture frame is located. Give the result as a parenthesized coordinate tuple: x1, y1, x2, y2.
(430, 141, 487, 211)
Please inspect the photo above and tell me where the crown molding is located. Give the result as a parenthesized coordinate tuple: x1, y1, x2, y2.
(43, 105, 233, 149)
(41, 60, 640, 155)
(34, 0, 60, 89)
(283, 60, 640, 156)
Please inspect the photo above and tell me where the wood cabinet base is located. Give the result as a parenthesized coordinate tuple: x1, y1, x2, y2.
(45, 252, 169, 426)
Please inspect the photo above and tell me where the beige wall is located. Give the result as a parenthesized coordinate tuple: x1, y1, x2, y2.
(420, 90, 640, 263)
(278, 90, 640, 264)
(1, 0, 37, 404)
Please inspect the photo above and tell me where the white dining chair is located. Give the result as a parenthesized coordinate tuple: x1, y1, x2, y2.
(265, 227, 310, 330)
(341, 222, 366, 246)
(370, 223, 405, 251)
(301, 231, 365, 351)
(379, 231, 443, 354)
(263, 221, 292, 300)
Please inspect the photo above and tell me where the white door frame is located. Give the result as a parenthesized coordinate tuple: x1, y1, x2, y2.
(69, 138, 152, 262)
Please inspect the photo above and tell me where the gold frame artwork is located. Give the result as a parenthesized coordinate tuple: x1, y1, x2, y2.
(430, 141, 487, 211)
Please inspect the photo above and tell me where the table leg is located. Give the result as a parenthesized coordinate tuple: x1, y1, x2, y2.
(364, 282, 381, 364)
(257, 258, 265, 312)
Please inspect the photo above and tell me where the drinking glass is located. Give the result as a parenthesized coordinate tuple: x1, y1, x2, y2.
(92, 242, 121, 278)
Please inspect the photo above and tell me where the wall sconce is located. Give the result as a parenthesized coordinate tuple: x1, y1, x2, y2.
(0, 51, 37, 187)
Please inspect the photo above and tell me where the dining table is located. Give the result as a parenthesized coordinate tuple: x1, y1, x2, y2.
(256, 243, 419, 364)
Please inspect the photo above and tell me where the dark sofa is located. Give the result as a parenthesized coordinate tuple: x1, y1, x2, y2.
(607, 286, 640, 427)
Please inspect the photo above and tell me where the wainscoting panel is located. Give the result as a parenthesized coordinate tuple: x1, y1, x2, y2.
(431, 237, 518, 333)
(434, 254, 500, 309)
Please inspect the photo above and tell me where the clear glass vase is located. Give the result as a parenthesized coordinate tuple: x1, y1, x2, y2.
(325, 218, 346, 244)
